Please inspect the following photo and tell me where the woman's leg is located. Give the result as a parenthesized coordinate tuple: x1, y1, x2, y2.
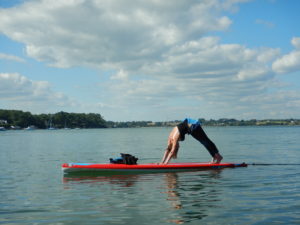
(191, 125, 219, 157)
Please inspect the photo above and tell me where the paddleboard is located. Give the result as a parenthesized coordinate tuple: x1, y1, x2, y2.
(62, 162, 247, 174)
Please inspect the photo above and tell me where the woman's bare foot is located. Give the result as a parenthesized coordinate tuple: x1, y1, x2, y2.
(211, 153, 223, 164)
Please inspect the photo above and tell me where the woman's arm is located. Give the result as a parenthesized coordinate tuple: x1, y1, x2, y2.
(160, 127, 180, 164)
(162, 141, 179, 164)
(160, 148, 170, 164)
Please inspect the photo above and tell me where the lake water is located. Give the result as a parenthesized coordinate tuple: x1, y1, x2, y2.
(0, 126, 299, 224)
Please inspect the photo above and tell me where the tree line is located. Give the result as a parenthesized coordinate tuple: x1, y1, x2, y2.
(1, 109, 299, 129)
(0, 109, 107, 129)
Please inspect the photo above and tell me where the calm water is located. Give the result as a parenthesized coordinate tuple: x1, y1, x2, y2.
(0, 127, 299, 224)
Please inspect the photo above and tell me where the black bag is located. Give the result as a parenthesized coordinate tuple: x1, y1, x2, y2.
(109, 157, 123, 164)
(110, 153, 138, 165)
(121, 153, 138, 165)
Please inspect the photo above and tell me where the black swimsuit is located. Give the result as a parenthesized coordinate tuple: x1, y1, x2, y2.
(176, 119, 190, 141)
(176, 119, 219, 157)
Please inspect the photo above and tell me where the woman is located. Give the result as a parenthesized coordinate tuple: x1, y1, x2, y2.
(160, 118, 223, 164)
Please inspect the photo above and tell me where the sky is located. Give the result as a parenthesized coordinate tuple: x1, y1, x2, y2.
(0, 0, 300, 121)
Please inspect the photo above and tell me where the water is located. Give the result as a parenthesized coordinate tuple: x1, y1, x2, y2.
(0, 127, 299, 224)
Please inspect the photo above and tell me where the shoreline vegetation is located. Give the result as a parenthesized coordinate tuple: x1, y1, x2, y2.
(0, 109, 299, 130)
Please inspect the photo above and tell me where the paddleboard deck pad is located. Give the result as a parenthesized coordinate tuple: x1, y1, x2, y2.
(62, 162, 247, 174)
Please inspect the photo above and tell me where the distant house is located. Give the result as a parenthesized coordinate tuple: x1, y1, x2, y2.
(10, 125, 21, 130)
(0, 119, 7, 124)
(25, 125, 36, 130)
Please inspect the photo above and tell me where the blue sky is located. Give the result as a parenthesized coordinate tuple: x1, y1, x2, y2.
(1, 0, 300, 121)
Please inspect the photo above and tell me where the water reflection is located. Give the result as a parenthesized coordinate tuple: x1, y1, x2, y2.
(63, 173, 140, 187)
(162, 170, 222, 224)
(63, 170, 223, 224)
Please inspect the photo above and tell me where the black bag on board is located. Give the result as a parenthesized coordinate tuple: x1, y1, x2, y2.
(109, 153, 138, 165)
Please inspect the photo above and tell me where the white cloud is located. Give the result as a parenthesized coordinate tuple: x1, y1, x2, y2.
(236, 65, 270, 81)
(272, 37, 300, 74)
(96, 34, 300, 120)
(0, 53, 25, 62)
(256, 48, 280, 63)
(255, 19, 275, 28)
(0, 73, 77, 112)
(238, 90, 300, 118)
(291, 37, 300, 49)
(110, 69, 129, 81)
(0, 0, 234, 70)
(0, 0, 300, 120)
(140, 36, 277, 83)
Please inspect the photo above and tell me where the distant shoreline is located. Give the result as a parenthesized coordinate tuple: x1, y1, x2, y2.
(106, 119, 300, 128)
(1, 109, 299, 130)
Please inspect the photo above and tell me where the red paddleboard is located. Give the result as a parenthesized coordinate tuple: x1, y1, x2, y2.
(62, 162, 247, 174)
